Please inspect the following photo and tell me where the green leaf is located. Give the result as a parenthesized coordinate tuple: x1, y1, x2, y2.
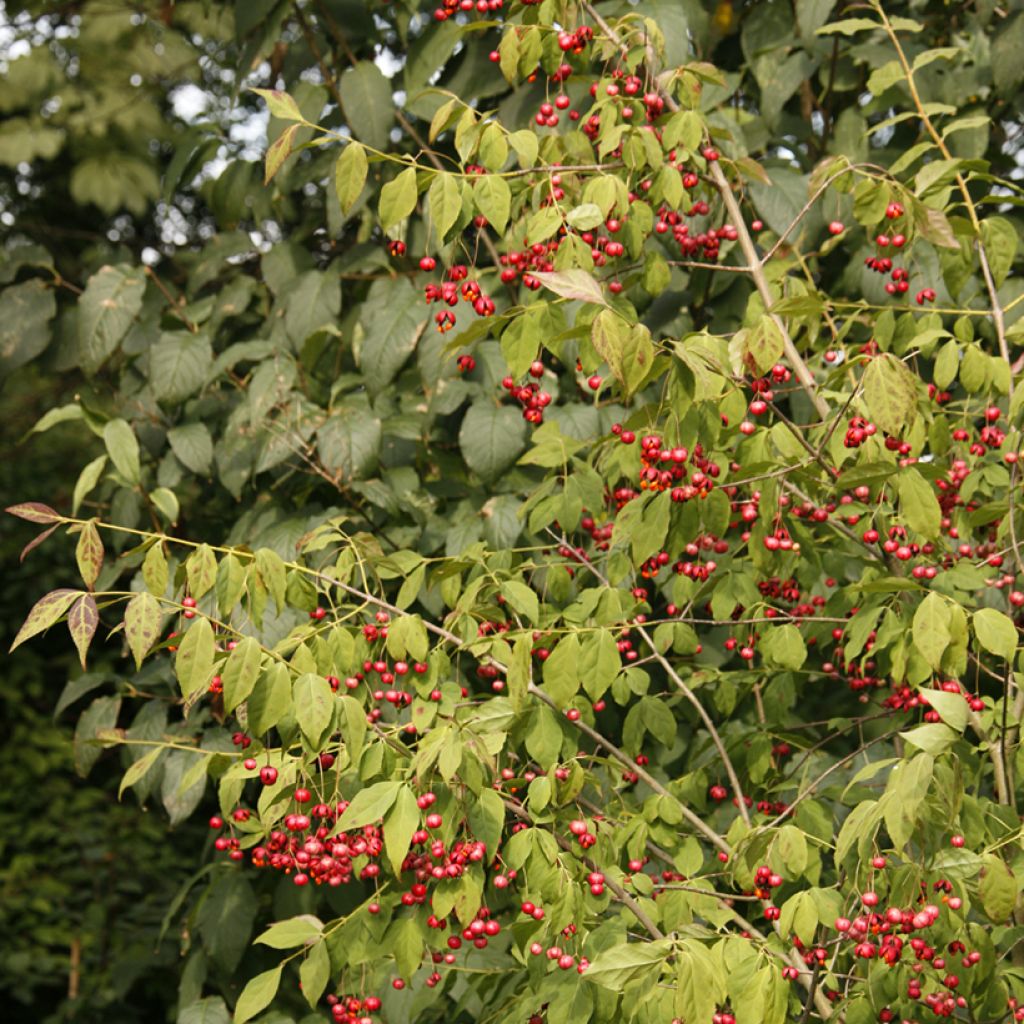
(979, 854, 1017, 923)
(585, 940, 671, 990)
(222, 637, 263, 714)
(473, 175, 511, 234)
(379, 166, 419, 231)
(459, 402, 528, 481)
(662, 109, 704, 153)
(359, 277, 424, 392)
(532, 269, 607, 307)
(335, 142, 369, 215)
(591, 309, 656, 397)
(543, 635, 581, 708)
(912, 592, 951, 671)
(124, 591, 162, 669)
(152, 487, 180, 526)
(388, 914, 424, 979)
(293, 673, 334, 748)
(897, 467, 941, 539)
(579, 629, 620, 702)
(742, 317, 785, 377)
(501, 580, 539, 624)
(73, 455, 108, 515)
(186, 544, 218, 600)
(119, 746, 162, 799)
(779, 891, 819, 945)
(317, 404, 382, 481)
(151, 332, 213, 402)
(265, 129, 297, 185)
(175, 618, 215, 697)
(335, 780, 402, 830)
(899, 722, 957, 756)
(338, 694, 367, 761)
(74, 694, 121, 776)
(922, 688, 968, 731)
(777, 825, 809, 875)
(179, 998, 230, 1024)
(103, 418, 141, 483)
(863, 354, 918, 437)
(883, 753, 933, 850)
(428, 172, 462, 241)
(817, 17, 878, 34)
(78, 264, 146, 375)
(383, 784, 421, 875)
(760, 624, 807, 670)
(299, 940, 331, 1008)
(284, 270, 341, 345)
(565, 202, 605, 231)
(980, 217, 1018, 290)
(0, 278, 56, 379)
(933, 339, 959, 390)
(168, 423, 214, 476)
(233, 965, 282, 1024)
(254, 548, 287, 614)
(251, 88, 305, 122)
(974, 607, 1018, 662)
(248, 663, 292, 735)
(255, 914, 323, 949)
(339, 61, 394, 153)
(525, 204, 563, 245)
(10, 588, 79, 651)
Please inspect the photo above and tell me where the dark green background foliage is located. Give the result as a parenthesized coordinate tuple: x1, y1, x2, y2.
(2, 1, 1024, 1023)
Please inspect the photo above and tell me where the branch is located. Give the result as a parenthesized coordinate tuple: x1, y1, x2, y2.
(872, 1, 1012, 394)
(580, 2, 829, 420)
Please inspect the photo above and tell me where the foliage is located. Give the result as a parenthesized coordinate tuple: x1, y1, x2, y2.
(0, 367, 200, 1023)
(4, 1, 1024, 1023)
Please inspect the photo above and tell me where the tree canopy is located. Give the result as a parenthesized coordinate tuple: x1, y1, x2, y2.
(4, 1, 1024, 1023)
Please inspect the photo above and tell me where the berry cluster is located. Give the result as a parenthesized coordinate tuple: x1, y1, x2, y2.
(432, 0, 502, 21)
(500, 366, 552, 424)
(326, 994, 381, 1024)
(424, 267, 495, 334)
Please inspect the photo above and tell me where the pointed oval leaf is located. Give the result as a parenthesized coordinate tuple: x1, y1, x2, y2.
(175, 617, 215, 697)
(293, 673, 334, 748)
(6, 502, 61, 524)
(10, 588, 79, 652)
(383, 784, 421, 875)
(124, 591, 163, 669)
(68, 593, 99, 668)
(255, 914, 324, 949)
(335, 780, 402, 832)
(222, 637, 263, 714)
(379, 166, 418, 231)
(75, 519, 104, 588)
(335, 142, 369, 215)
(974, 607, 1018, 662)
(233, 965, 282, 1024)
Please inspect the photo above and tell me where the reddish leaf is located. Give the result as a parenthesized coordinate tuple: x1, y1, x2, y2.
(68, 593, 99, 668)
(10, 588, 79, 651)
(20, 524, 58, 562)
(75, 520, 105, 589)
(6, 502, 61, 524)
